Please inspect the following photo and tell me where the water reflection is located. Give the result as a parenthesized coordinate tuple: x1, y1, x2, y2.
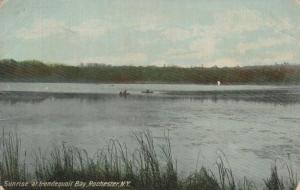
(0, 89, 299, 105)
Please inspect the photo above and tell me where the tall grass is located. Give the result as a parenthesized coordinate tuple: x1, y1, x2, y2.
(0, 130, 298, 190)
(0, 131, 27, 181)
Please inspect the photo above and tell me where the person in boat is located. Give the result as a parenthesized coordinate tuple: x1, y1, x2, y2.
(142, 89, 153, 93)
(119, 89, 129, 96)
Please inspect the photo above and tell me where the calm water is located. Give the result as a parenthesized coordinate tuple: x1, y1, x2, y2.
(0, 82, 300, 184)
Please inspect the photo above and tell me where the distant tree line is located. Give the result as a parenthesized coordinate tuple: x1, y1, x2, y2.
(0, 59, 300, 84)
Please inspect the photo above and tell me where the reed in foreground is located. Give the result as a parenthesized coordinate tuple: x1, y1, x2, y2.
(0, 131, 298, 190)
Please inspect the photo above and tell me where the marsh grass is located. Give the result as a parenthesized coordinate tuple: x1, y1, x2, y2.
(263, 163, 298, 190)
(0, 131, 27, 181)
(0, 130, 298, 190)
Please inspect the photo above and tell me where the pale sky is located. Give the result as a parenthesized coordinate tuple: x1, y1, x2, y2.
(0, 0, 300, 67)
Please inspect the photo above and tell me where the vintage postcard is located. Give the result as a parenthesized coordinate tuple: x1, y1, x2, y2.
(0, 0, 300, 189)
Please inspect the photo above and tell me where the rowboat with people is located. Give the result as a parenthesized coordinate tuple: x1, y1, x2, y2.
(142, 89, 153, 94)
(119, 90, 130, 97)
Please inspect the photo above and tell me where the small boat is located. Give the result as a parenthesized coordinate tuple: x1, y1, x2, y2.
(142, 89, 153, 94)
(119, 90, 130, 97)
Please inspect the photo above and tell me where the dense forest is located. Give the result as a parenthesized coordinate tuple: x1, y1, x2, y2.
(0, 59, 300, 84)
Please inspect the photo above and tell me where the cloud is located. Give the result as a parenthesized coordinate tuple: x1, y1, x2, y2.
(16, 19, 66, 40)
(120, 53, 148, 65)
(11, 6, 300, 67)
(164, 48, 200, 61)
(253, 52, 296, 64)
(189, 9, 264, 41)
(236, 37, 292, 54)
(132, 15, 168, 32)
(161, 9, 274, 43)
(265, 17, 293, 34)
(16, 19, 112, 40)
(213, 9, 263, 33)
(71, 19, 112, 38)
(190, 38, 217, 58)
(161, 9, 267, 61)
(231, 51, 296, 66)
(164, 8, 298, 64)
(190, 8, 296, 46)
(209, 52, 295, 67)
(160, 27, 193, 42)
(209, 9, 294, 36)
(164, 36, 217, 61)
